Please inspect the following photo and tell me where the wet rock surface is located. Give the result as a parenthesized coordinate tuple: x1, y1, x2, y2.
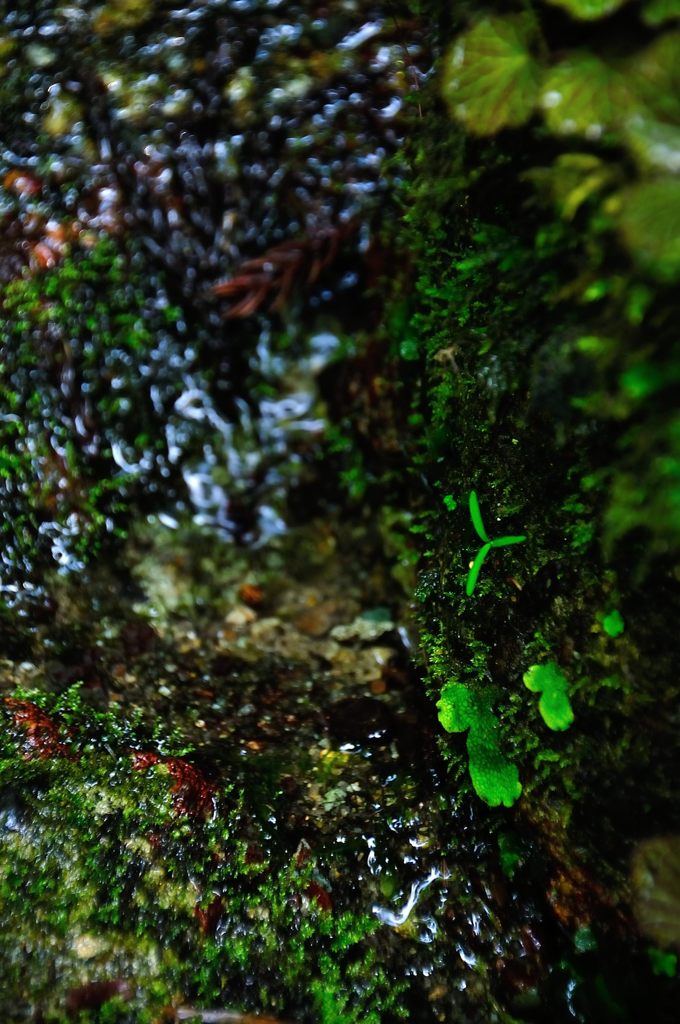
(0, 0, 424, 593)
(1, 497, 667, 1022)
(0, 507, 529, 1023)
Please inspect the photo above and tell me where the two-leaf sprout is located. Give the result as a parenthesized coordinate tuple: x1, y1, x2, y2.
(467, 491, 526, 596)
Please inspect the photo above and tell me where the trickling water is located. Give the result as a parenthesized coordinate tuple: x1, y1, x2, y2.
(372, 864, 449, 928)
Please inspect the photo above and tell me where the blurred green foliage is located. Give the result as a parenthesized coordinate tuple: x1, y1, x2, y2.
(442, 8, 680, 283)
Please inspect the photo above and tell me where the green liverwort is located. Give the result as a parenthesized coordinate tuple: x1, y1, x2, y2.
(523, 662, 574, 731)
(437, 681, 522, 807)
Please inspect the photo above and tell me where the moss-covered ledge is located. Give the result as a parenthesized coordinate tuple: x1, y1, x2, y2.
(382, 0, 680, 1007)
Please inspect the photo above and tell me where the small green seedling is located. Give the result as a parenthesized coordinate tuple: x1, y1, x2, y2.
(523, 661, 574, 731)
(466, 491, 526, 596)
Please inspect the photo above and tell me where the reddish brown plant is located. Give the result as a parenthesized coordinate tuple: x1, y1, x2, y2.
(65, 979, 133, 1016)
(3, 698, 73, 759)
(213, 222, 356, 318)
(194, 894, 224, 936)
(131, 751, 215, 819)
(304, 880, 333, 913)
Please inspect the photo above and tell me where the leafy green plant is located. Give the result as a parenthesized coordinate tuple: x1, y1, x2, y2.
(466, 491, 526, 596)
(441, 10, 680, 282)
(545, 0, 627, 22)
(437, 681, 522, 807)
(441, 15, 540, 135)
(614, 179, 680, 282)
(648, 946, 678, 978)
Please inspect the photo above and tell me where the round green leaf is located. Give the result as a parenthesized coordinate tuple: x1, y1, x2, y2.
(538, 687, 575, 731)
(615, 180, 680, 282)
(602, 610, 625, 637)
(442, 15, 540, 135)
(624, 114, 680, 174)
(626, 32, 680, 123)
(540, 53, 630, 140)
(544, 0, 628, 19)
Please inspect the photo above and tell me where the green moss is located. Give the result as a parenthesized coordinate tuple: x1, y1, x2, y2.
(497, 831, 525, 879)
(648, 947, 678, 978)
(0, 689, 402, 1023)
(433, 5, 680, 565)
(392, 0, 680, 832)
(93, 0, 155, 36)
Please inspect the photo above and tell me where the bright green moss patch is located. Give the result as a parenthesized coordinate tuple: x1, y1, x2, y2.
(497, 831, 524, 880)
(523, 662, 575, 731)
(437, 682, 522, 807)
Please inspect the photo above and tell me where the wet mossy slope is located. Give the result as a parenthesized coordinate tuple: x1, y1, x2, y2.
(0, 0, 679, 1020)
(398, 0, 680, 981)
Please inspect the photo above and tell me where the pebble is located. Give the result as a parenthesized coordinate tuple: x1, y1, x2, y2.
(225, 606, 258, 626)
